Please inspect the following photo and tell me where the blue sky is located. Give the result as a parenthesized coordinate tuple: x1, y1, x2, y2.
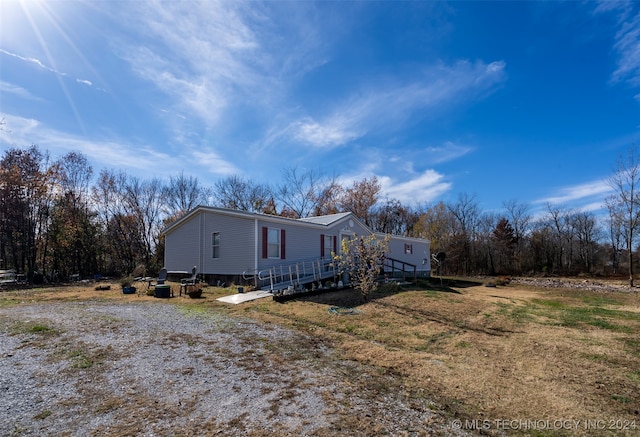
(1, 1, 639, 216)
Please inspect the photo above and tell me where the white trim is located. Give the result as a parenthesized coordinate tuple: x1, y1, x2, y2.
(254, 218, 258, 273)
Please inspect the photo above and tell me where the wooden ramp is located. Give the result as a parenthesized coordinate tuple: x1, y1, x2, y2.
(216, 290, 272, 304)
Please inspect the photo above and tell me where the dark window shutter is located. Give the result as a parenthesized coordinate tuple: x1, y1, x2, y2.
(333, 236, 337, 255)
(320, 234, 325, 257)
(280, 229, 286, 259)
(262, 227, 268, 258)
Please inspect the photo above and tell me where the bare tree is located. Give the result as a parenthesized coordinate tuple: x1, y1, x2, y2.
(503, 199, 531, 273)
(605, 196, 624, 274)
(214, 175, 272, 213)
(48, 152, 99, 279)
(123, 176, 164, 270)
(0, 146, 55, 279)
(337, 233, 389, 302)
(276, 167, 334, 218)
(312, 178, 343, 216)
(339, 176, 381, 226)
(571, 210, 601, 274)
(370, 198, 419, 236)
(164, 172, 212, 219)
(607, 144, 640, 287)
(413, 201, 456, 273)
(544, 203, 576, 274)
(447, 193, 481, 275)
(91, 170, 155, 274)
(476, 211, 499, 275)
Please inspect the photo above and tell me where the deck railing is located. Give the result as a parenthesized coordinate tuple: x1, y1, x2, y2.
(382, 257, 417, 281)
(243, 256, 338, 291)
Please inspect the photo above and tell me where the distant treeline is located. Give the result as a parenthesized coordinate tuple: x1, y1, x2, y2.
(0, 144, 635, 283)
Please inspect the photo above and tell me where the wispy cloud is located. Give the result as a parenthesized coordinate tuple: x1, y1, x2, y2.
(612, 13, 640, 85)
(379, 170, 452, 205)
(191, 150, 240, 176)
(292, 116, 366, 148)
(0, 113, 238, 177)
(116, 1, 327, 126)
(0, 80, 43, 101)
(536, 179, 613, 207)
(291, 60, 506, 148)
(0, 48, 92, 86)
(425, 141, 473, 164)
(595, 1, 640, 86)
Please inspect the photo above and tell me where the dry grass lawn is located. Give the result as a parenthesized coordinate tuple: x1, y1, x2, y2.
(2, 277, 639, 436)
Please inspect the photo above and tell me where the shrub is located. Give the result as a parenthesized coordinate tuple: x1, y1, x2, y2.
(496, 276, 511, 286)
(335, 234, 390, 302)
(378, 281, 402, 294)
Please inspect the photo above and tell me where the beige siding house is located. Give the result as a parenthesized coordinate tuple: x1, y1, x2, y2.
(163, 206, 430, 288)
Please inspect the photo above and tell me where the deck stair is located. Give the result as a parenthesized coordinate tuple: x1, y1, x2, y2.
(382, 257, 417, 282)
(243, 256, 338, 292)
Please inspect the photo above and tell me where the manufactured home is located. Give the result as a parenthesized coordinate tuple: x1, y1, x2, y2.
(163, 206, 430, 291)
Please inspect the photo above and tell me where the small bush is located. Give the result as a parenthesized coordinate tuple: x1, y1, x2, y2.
(497, 276, 511, 286)
(132, 264, 146, 277)
(378, 281, 402, 294)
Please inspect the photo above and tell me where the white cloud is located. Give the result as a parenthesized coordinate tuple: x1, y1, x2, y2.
(425, 141, 473, 164)
(116, 1, 327, 127)
(0, 81, 42, 101)
(595, 1, 640, 86)
(292, 117, 365, 148)
(379, 170, 452, 204)
(0, 113, 239, 177)
(612, 12, 640, 85)
(536, 179, 613, 206)
(291, 60, 506, 148)
(191, 150, 240, 176)
(0, 48, 92, 86)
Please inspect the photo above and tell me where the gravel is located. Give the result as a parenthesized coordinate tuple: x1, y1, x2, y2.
(0, 301, 469, 436)
(510, 277, 634, 293)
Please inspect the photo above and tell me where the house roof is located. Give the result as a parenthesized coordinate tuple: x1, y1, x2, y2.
(163, 206, 429, 244)
(162, 206, 362, 235)
(297, 212, 352, 225)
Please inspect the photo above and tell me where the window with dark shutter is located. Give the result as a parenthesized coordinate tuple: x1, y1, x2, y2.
(262, 227, 268, 258)
(280, 229, 286, 259)
(212, 232, 220, 258)
(264, 227, 284, 259)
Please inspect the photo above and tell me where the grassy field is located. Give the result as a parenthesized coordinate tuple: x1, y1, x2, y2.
(2, 278, 639, 436)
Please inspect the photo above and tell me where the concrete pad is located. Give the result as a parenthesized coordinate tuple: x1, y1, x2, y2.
(216, 290, 272, 304)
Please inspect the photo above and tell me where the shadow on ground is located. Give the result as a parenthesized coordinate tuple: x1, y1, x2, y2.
(290, 277, 483, 308)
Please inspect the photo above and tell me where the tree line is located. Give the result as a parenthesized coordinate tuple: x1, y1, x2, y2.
(0, 144, 637, 283)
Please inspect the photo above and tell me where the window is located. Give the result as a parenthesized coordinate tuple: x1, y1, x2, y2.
(404, 243, 413, 254)
(324, 235, 333, 257)
(262, 227, 285, 259)
(268, 228, 281, 258)
(212, 232, 220, 258)
(321, 234, 336, 257)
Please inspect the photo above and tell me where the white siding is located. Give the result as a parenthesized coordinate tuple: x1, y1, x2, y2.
(256, 219, 324, 270)
(385, 235, 431, 272)
(164, 207, 431, 278)
(201, 212, 255, 275)
(164, 215, 202, 272)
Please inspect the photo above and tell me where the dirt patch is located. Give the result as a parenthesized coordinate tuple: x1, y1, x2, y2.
(2, 279, 640, 435)
(215, 278, 640, 436)
(0, 288, 468, 436)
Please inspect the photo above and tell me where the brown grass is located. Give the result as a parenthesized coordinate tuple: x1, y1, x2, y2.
(2, 278, 640, 435)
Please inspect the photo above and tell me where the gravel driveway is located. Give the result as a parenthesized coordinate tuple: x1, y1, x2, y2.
(0, 301, 465, 436)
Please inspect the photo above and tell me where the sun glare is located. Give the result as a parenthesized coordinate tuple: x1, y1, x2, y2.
(1, 0, 97, 134)
(1, 1, 56, 47)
